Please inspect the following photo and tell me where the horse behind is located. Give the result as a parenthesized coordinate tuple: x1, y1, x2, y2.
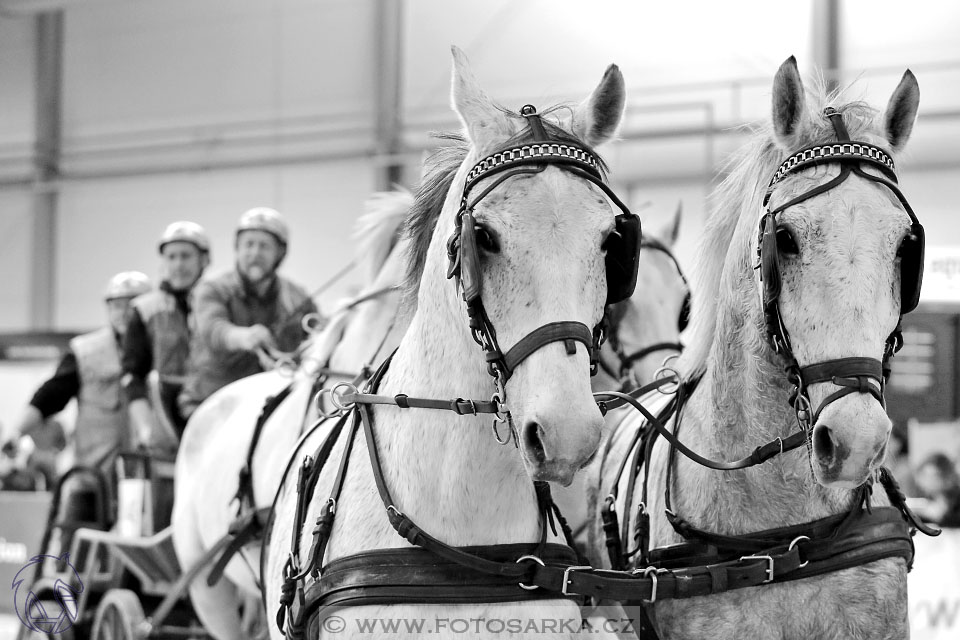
(171, 190, 409, 640)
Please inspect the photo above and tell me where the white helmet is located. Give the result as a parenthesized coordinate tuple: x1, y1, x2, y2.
(237, 207, 289, 246)
(159, 221, 211, 254)
(104, 271, 151, 301)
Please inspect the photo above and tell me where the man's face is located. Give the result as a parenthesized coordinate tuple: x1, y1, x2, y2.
(161, 241, 207, 291)
(236, 230, 283, 284)
(106, 298, 136, 336)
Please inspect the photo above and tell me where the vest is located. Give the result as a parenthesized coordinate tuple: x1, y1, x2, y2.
(70, 327, 129, 472)
(133, 289, 190, 385)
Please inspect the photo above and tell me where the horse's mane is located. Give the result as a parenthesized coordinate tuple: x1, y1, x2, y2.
(680, 78, 890, 379)
(353, 188, 413, 283)
(297, 190, 411, 369)
(402, 106, 607, 305)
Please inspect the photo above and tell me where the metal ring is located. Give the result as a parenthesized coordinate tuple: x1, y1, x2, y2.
(301, 312, 323, 334)
(653, 365, 680, 395)
(515, 555, 545, 591)
(492, 415, 512, 446)
(329, 382, 359, 413)
(794, 394, 813, 431)
(789, 535, 810, 568)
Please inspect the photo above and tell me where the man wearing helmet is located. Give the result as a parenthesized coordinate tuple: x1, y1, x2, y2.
(178, 207, 317, 420)
(121, 222, 210, 447)
(4, 271, 152, 476)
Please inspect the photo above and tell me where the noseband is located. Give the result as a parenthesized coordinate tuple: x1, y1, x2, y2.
(758, 107, 925, 432)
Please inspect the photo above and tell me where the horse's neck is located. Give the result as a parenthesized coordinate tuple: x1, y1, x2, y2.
(372, 276, 542, 545)
(670, 298, 852, 534)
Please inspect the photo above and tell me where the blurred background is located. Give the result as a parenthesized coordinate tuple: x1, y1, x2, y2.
(0, 0, 958, 635)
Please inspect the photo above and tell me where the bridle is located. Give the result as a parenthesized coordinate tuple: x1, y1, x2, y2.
(600, 237, 690, 389)
(758, 106, 925, 435)
(444, 104, 641, 441)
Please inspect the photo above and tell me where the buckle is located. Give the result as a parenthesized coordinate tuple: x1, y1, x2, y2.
(561, 565, 592, 596)
(740, 554, 775, 583)
(632, 566, 668, 603)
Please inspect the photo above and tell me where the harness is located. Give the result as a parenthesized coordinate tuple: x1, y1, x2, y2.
(273, 355, 585, 638)
(594, 380, 936, 638)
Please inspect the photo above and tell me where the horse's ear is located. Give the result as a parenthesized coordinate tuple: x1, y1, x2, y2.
(883, 70, 920, 152)
(771, 56, 807, 150)
(572, 64, 626, 146)
(450, 46, 512, 153)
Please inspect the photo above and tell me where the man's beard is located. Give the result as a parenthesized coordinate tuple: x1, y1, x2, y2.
(241, 263, 272, 283)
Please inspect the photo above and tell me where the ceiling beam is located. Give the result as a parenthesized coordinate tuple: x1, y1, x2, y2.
(372, 0, 404, 191)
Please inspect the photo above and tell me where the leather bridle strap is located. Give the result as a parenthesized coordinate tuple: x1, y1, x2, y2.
(797, 357, 884, 423)
(617, 342, 684, 369)
(502, 321, 594, 377)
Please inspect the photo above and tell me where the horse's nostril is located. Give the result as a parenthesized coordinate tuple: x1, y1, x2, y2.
(813, 424, 836, 462)
(523, 421, 547, 464)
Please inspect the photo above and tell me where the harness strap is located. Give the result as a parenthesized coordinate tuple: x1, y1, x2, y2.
(234, 384, 295, 513)
(340, 391, 502, 415)
(206, 506, 271, 587)
(619, 342, 684, 369)
(302, 544, 581, 629)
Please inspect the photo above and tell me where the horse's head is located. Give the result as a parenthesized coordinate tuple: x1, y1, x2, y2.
(603, 203, 689, 389)
(413, 47, 628, 485)
(759, 57, 921, 488)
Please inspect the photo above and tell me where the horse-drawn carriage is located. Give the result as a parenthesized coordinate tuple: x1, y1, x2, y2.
(15, 451, 212, 640)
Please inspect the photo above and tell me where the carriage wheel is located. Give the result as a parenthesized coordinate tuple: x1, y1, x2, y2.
(90, 589, 146, 640)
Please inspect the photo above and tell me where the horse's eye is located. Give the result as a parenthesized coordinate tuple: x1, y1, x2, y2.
(476, 225, 500, 254)
(776, 227, 800, 256)
(896, 233, 917, 258)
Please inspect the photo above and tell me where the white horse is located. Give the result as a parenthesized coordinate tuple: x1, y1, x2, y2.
(175, 199, 686, 639)
(172, 191, 410, 639)
(263, 47, 628, 639)
(589, 58, 923, 639)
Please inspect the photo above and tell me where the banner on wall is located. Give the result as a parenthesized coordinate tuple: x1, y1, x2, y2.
(920, 247, 960, 304)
